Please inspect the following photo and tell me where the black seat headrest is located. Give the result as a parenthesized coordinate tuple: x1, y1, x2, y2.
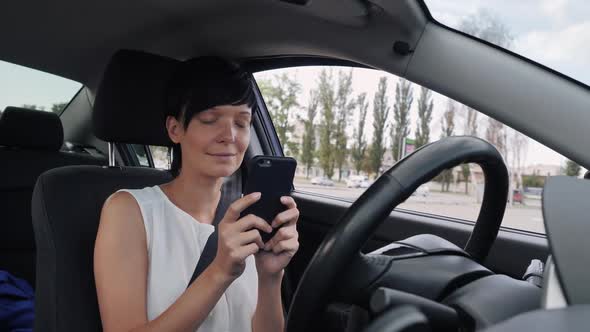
(93, 50, 180, 146)
(0, 106, 64, 150)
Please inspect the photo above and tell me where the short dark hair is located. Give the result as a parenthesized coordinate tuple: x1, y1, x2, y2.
(165, 56, 256, 177)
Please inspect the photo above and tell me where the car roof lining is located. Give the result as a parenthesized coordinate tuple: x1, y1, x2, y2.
(0, 0, 425, 88)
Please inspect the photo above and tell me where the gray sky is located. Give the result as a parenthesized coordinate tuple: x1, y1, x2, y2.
(0, 60, 81, 111)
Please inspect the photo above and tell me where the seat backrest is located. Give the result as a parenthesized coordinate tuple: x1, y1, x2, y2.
(32, 165, 172, 332)
(32, 165, 242, 332)
(0, 107, 106, 286)
(31, 50, 245, 331)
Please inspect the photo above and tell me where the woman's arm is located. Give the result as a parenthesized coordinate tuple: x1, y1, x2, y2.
(252, 271, 284, 332)
(95, 191, 270, 332)
(252, 196, 300, 332)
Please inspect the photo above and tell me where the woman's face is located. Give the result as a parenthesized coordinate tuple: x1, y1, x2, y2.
(169, 104, 252, 178)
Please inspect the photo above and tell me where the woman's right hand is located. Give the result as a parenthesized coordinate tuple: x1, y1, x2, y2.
(210, 192, 272, 280)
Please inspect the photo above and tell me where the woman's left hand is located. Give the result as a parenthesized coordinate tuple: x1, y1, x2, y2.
(255, 196, 299, 278)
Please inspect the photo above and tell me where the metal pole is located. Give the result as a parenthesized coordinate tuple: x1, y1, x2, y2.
(108, 142, 116, 167)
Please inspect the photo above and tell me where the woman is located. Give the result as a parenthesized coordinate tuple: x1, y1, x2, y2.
(94, 57, 299, 332)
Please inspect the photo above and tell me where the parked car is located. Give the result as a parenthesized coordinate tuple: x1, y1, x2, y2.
(359, 179, 374, 188)
(411, 184, 430, 197)
(345, 175, 367, 188)
(512, 189, 524, 204)
(310, 176, 334, 186)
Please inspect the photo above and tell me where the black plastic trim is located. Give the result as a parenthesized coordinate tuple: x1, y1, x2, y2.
(250, 74, 283, 156)
(242, 55, 371, 73)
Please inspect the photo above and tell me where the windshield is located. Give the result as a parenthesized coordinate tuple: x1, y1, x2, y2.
(0, 60, 82, 115)
(424, 0, 590, 87)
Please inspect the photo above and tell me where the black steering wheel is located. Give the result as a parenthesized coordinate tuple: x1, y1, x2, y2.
(286, 136, 509, 331)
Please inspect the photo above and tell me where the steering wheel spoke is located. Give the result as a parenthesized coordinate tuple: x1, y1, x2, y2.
(332, 253, 396, 305)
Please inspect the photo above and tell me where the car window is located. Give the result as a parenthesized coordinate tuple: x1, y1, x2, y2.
(149, 146, 171, 170)
(254, 66, 582, 234)
(0, 60, 81, 114)
(129, 144, 151, 167)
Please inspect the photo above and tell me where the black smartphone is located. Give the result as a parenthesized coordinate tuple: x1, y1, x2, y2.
(242, 155, 297, 243)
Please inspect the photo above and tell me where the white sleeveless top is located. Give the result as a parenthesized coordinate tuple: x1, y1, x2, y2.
(119, 185, 258, 332)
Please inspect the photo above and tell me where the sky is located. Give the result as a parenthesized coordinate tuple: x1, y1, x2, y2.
(0, 60, 81, 111)
(1, 1, 587, 168)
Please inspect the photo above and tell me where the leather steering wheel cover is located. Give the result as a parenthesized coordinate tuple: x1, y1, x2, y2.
(287, 136, 508, 331)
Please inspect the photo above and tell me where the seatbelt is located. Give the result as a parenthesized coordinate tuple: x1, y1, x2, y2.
(187, 174, 242, 287)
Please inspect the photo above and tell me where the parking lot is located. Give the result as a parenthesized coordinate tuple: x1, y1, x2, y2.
(294, 178, 545, 234)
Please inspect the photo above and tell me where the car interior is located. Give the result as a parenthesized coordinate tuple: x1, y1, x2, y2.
(1, 0, 589, 331)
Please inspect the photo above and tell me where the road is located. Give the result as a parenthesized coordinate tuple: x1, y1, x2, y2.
(294, 180, 545, 234)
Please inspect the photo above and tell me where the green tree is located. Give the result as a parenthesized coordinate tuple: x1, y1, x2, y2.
(391, 79, 413, 161)
(317, 69, 337, 178)
(565, 159, 581, 177)
(460, 9, 514, 49)
(415, 86, 433, 148)
(439, 100, 456, 192)
(258, 73, 301, 157)
(368, 77, 390, 176)
(522, 173, 545, 188)
(300, 91, 319, 178)
(461, 104, 479, 195)
(485, 117, 507, 158)
(461, 10, 513, 160)
(461, 164, 471, 194)
(441, 101, 456, 137)
(333, 70, 355, 181)
(51, 102, 68, 114)
(21, 104, 45, 111)
(351, 93, 369, 174)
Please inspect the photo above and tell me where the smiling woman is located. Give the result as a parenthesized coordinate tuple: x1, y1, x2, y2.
(0, 60, 82, 114)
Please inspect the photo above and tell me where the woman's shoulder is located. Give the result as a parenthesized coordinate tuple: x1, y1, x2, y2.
(100, 186, 163, 225)
(97, 190, 148, 250)
(108, 185, 162, 208)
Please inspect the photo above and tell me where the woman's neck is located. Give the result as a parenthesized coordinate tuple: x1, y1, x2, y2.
(161, 171, 223, 225)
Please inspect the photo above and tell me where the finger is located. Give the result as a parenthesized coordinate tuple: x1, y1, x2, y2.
(280, 196, 297, 209)
(264, 226, 297, 251)
(272, 237, 299, 255)
(237, 242, 260, 259)
(236, 214, 272, 234)
(270, 208, 299, 228)
(237, 229, 264, 249)
(223, 192, 262, 221)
